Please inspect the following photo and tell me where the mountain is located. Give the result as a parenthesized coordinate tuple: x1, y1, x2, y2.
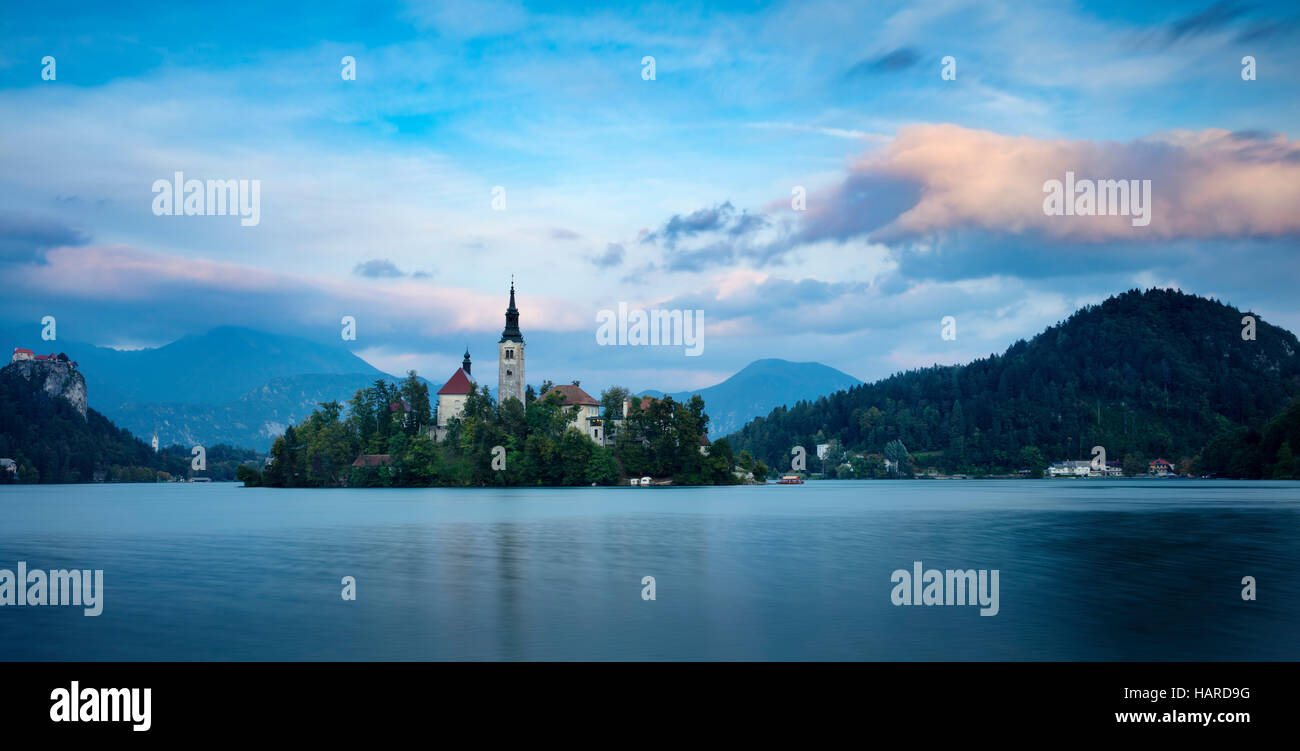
(643, 359, 863, 437)
(0, 326, 406, 451)
(107, 372, 426, 451)
(0, 359, 187, 483)
(729, 289, 1300, 475)
(70, 326, 388, 405)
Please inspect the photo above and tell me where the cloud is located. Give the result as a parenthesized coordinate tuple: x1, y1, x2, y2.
(845, 47, 920, 76)
(590, 242, 625, 268)
(353, 259, 406, 278)
(640, 202, 780, 271)
(550, 227, 581, 240)
(797, 124, 1300, 244)
(0, 212, 87, 264)
(400, 0, 529, 38)
(0, 244, 588, 350)
(1235, 16, 1300, 42)
(1166, 2, 1250, 42)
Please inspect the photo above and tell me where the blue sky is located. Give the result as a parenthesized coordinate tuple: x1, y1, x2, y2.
(1, 0, 1298, 393)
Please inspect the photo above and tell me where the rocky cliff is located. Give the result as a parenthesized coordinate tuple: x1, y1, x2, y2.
(5, 359, 88, 418)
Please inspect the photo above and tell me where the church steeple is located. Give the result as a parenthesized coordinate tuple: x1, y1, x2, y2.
(497, 277, 526, 405)
(500, 278, 523, 343)
(462, 348, 471, 375)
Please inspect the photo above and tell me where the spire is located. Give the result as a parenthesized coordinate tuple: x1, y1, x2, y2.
(500, 278, 523, 342)
(462, 347, 471, 375)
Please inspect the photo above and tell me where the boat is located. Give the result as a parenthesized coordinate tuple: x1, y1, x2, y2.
(777, 474, 804, 485)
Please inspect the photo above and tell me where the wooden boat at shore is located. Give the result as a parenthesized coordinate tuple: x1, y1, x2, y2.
(777, 474, 804, 485)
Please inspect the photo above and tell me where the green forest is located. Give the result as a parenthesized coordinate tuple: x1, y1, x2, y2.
(730, 289, 1300, 479)
(0, 364, 189, 483)
(250, 373, 749, 487)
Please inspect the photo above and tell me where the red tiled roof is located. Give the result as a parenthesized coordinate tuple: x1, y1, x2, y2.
(13, 348, 33, 355)
(437, 368, 474, 395)
(351, 454, 392, 467)
(541, 384, 599, 406)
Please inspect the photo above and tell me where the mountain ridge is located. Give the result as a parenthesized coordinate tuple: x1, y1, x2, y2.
(640, 358, 862, 437)
(729, 288, 1300, 475)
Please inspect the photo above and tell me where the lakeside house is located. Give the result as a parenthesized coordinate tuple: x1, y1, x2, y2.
(351, 454, 393, 468)
(1048, 460, 1093, 477)
(538, 383, 603, 444)
(1148, 458, 1175, 476)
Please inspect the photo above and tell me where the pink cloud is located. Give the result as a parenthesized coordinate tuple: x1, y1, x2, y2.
(13, 244, 589, 335)
(803, 124, 1300, 243)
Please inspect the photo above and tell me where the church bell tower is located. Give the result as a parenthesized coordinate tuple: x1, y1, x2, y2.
(498, 279, 525, 405)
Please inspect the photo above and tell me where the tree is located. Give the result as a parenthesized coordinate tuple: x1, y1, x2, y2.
(1018, 446, 1047, 478)
(585, 448, 620, 485)
(401, 371, 432, 434)
(884, 440, 909, 478)
(235, 465, 261, 486)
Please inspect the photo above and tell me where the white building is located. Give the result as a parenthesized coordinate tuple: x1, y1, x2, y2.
(1048, 460, 1092, 477)
(433, 351, 474, 442)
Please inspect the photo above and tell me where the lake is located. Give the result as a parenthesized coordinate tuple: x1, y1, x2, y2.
(1, 480, 1297, 660)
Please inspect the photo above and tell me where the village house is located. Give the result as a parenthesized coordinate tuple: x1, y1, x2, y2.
(351, 454, 393, 468)
(540, 383, 603, 444)
(1047, 460, 1093, 477)
(1148, 458, 1175, 476)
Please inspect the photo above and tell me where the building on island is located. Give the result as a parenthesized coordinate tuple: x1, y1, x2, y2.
(498, 280, 526, 407)
(430, 281, 529, 442)
(351, 454, 393, 468)
(433, 350, 475, 442)
(539, 383, 602, 443)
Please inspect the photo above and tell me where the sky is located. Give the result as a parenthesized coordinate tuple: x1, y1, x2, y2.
(1, 0, 1298, 393)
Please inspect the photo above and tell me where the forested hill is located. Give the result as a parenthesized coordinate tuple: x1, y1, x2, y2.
(0, 361, 188, 483)
(729, 288, 1300, 476)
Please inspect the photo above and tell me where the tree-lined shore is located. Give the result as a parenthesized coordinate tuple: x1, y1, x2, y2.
(246, 374, 757, 488)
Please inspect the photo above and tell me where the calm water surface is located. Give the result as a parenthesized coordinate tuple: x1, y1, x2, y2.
(1, 480, 1297, 660)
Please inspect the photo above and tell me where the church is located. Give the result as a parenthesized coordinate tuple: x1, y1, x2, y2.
(431, 280, 605, 445)
(432, 281, 528, 441)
